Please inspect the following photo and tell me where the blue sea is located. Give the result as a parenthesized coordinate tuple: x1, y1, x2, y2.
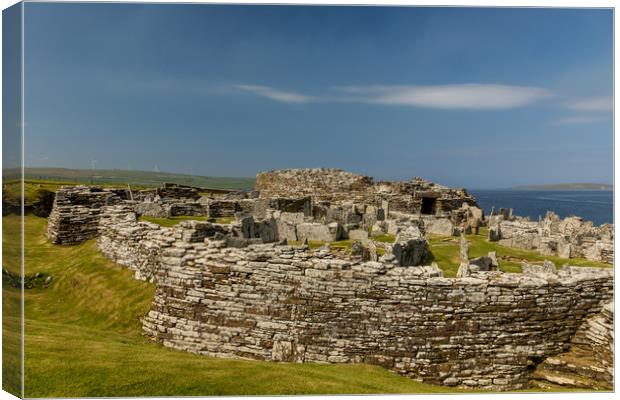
(470, 190, 613, 226)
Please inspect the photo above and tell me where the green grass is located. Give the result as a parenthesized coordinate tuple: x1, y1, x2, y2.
(2, 244, 22, 397)
(371, 233, 396, 243)
(139, 215, 210, 227)
(2, 213, 23, 396)
(428, 227, 612, 277)
(211, 216, 235, 224)
(5, 215, 474, 397)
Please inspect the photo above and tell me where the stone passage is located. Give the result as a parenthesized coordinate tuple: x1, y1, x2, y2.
(531, 301, 613, 390)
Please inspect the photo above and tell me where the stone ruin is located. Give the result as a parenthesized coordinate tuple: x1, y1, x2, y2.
(256, 168, 482, 233)
(488, 210, 613, 264)
(43, 168, 614, 391)
(46, 186, 127, 244)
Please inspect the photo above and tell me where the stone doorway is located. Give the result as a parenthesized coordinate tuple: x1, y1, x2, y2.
(420, 197, 436, 215)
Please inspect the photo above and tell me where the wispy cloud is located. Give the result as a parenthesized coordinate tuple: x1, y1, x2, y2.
(551, 115, 610, 125)
(230, 83, 553, 109)
(232, 84, 316, 104)
(334, 84, 553, 110)
(563, 96, 613, 112)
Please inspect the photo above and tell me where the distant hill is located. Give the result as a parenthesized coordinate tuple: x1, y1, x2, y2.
(513, 183, 612, 190)
(4, 167, 256, 190)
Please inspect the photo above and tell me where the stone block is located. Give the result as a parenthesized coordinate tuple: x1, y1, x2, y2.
(297, 222, 342, 242)
(348, 229, 369, 241)
(424, 218, 454, 236)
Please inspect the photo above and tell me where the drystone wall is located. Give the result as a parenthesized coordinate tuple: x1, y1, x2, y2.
(139, 241, 611, 391)
(572, 301, 614, 382)
(97, 205, 231, 281)
(203, 198, 310, 220)
(133, 183, 202, 202)
(490, 212, 613, 263)
(46, 186, 127, 244)
(256, 168, 479, 216)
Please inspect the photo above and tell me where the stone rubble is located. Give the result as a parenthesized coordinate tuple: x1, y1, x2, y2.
(489, 211, 613, 263)
(256, 168, 479, 217)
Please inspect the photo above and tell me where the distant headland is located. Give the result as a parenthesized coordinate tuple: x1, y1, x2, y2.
(512, 183, 612, 190)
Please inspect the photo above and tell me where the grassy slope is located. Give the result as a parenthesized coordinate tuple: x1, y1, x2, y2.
(7, 215, 470, 397)
(2, 214, 22, 396)
(14, 167, 256, 190)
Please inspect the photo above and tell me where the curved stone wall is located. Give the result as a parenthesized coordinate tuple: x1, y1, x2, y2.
(92, 208, 612, 391)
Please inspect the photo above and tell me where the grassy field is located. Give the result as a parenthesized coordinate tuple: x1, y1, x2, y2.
(4, 167, 256, 190)
(4, 215, 474, 397)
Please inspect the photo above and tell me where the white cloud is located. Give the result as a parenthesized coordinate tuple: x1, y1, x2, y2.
(334, 84, 553, 110)
(229, 83, 556, 110)
(551, 115, 610, 125)
(563, 96, 613, 112)
(233, 84, 315, 104)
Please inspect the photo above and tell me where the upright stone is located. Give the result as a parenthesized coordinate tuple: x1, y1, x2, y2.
(459, 233, 469, 264)
(382, 200, 390, 219)
(488, 223, 501, 242)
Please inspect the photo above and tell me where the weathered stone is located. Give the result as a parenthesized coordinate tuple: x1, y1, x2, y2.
(424, 217, 454, 236)
(468, 256, 493, 271)
(348, 229, 369, 241)
(393, 227, 428, 267)
(493, 212, 613, 263)
(459, 234, 469, 264)
(255, 168, 479, 216)
(295, 222, 343, 243)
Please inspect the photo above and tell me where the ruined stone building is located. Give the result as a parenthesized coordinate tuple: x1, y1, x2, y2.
(43, 168, 614, 391)
(488, 211, 613, 264)
(256, 168, 478, 217)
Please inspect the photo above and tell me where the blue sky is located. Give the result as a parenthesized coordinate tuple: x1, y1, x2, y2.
(22, 4, 612, 188)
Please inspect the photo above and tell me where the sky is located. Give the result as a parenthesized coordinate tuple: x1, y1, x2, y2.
(20, 4, 613, 188)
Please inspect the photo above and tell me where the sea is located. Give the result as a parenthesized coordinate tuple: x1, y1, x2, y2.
(469, 190, 614, 226)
